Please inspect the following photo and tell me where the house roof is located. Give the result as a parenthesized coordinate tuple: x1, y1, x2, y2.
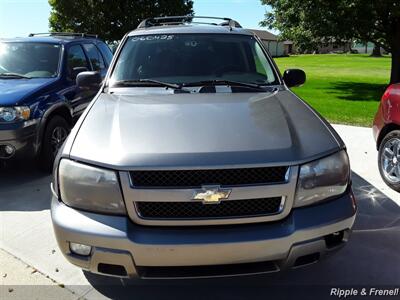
(249, 29, 278, 41)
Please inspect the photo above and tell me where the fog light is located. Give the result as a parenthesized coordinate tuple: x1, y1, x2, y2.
(4, 145, 15, 155)
(0, 144, 15, 158)
(70, 242, 92, 256)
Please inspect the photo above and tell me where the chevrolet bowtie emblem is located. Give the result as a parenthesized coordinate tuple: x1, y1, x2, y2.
(192, 185, 231, 204)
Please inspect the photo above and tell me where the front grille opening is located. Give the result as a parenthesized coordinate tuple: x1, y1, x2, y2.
(293, 253, 320, 268)
(137, 261, 279, 278)
(98, 263, 127, 276)
(130, 166, 288, 188)
(136, 197, 282, 220)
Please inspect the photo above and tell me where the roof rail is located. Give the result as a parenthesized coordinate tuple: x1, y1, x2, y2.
(28, 32, 99, 39)
(137, 16, 242, 30)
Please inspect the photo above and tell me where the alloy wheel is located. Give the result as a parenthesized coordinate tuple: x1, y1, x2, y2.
(380, 137, 400, 184)
(51, 126, 68, 156)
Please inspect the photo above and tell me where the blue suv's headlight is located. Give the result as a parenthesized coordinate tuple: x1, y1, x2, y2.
(0, 106, 30, 122)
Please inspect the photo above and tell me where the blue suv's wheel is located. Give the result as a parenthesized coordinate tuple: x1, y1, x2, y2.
(40, 115, 70, 171)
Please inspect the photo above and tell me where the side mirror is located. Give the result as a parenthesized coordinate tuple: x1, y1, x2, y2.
(71, 67, 88, 80)
(283, 69, 306, 88)
(76, 71, 102, 89)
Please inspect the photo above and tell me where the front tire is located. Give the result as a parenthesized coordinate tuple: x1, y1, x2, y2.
(40, 116, 70, 172)
(378, 130, 400, 192)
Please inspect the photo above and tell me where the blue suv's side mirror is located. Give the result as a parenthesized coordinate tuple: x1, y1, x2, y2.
(71, 67, 88, 80)
(76, 71, 102, 89)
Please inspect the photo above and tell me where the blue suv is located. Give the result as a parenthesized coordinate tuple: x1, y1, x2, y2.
(0, 33, 113, 170)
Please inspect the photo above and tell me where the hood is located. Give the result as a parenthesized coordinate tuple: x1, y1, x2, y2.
(69, 90, 343, 169)
(0, 78, 57, 106)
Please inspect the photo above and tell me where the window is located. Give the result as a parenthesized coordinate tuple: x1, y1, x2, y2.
(96, 42, 113, 65)
(111, 34, 278, 86)
(83, 43, 105, 71)
(67, 45, 89, 78)
(0, 42, 60, 78)
(253, 42, 275, 82)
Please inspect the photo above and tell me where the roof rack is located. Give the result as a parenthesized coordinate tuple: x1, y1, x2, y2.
(137, 16, 242, 30)
(28, 32, 99, 39)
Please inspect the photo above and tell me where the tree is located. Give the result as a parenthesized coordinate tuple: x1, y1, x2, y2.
(48, 0, 193, 42)
(260, 0, 400, 84)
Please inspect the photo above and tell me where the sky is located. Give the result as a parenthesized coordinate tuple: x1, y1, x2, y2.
(0, 0, 270, 38)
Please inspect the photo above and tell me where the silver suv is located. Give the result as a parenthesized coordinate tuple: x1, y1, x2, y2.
(51, 16, 356, 279)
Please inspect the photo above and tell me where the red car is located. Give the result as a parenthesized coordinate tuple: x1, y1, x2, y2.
(373, 83, 400, 191)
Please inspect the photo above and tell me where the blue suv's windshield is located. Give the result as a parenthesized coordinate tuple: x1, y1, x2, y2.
(0, 42, 61, 78)
(110, 34, 278, 87)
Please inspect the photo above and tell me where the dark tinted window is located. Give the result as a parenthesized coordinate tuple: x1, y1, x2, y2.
(83, 43, 105, 71)
(0, 42, 60, 78)
(96, 42, 113, 65)
(67, 45, 89, 77)
(111, 34, 277, 85)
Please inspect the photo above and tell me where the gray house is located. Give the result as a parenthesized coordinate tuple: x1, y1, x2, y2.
(250, 29, 293, 57)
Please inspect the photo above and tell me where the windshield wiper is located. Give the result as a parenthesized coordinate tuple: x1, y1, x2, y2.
(0, 72, 31, 79)
(182, 79, 268, 90)
(113, 79, 183, 90)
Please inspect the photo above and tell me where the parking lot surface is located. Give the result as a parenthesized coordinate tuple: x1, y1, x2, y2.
(0, 124, 399, 299)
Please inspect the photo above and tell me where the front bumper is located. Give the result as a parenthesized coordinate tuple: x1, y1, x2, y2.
(0, 120, 39, 159)
(51, 191, 356, 279)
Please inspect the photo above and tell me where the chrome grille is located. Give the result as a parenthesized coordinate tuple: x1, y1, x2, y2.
(130, 167, 288, 188)
(135, 197, 283, 220)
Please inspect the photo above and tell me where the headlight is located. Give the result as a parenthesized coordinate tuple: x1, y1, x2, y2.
(0, 106, 30, 122)
(58, 159, 126, 214)
(294, 150, 350, 207)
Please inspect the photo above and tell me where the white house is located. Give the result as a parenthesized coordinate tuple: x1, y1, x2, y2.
(249, 29, 293, 57)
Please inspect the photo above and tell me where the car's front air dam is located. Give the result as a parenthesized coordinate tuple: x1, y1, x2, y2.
(51, 191, 356, 279)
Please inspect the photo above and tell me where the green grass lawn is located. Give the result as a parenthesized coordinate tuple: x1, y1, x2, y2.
(274, 54, 391, 127)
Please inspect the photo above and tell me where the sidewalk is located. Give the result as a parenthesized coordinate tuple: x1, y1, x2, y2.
(0, 248, 76, 300)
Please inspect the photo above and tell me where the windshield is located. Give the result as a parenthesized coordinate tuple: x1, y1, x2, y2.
(110, 34, 278, 86)
(0, 42, 61, 78)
